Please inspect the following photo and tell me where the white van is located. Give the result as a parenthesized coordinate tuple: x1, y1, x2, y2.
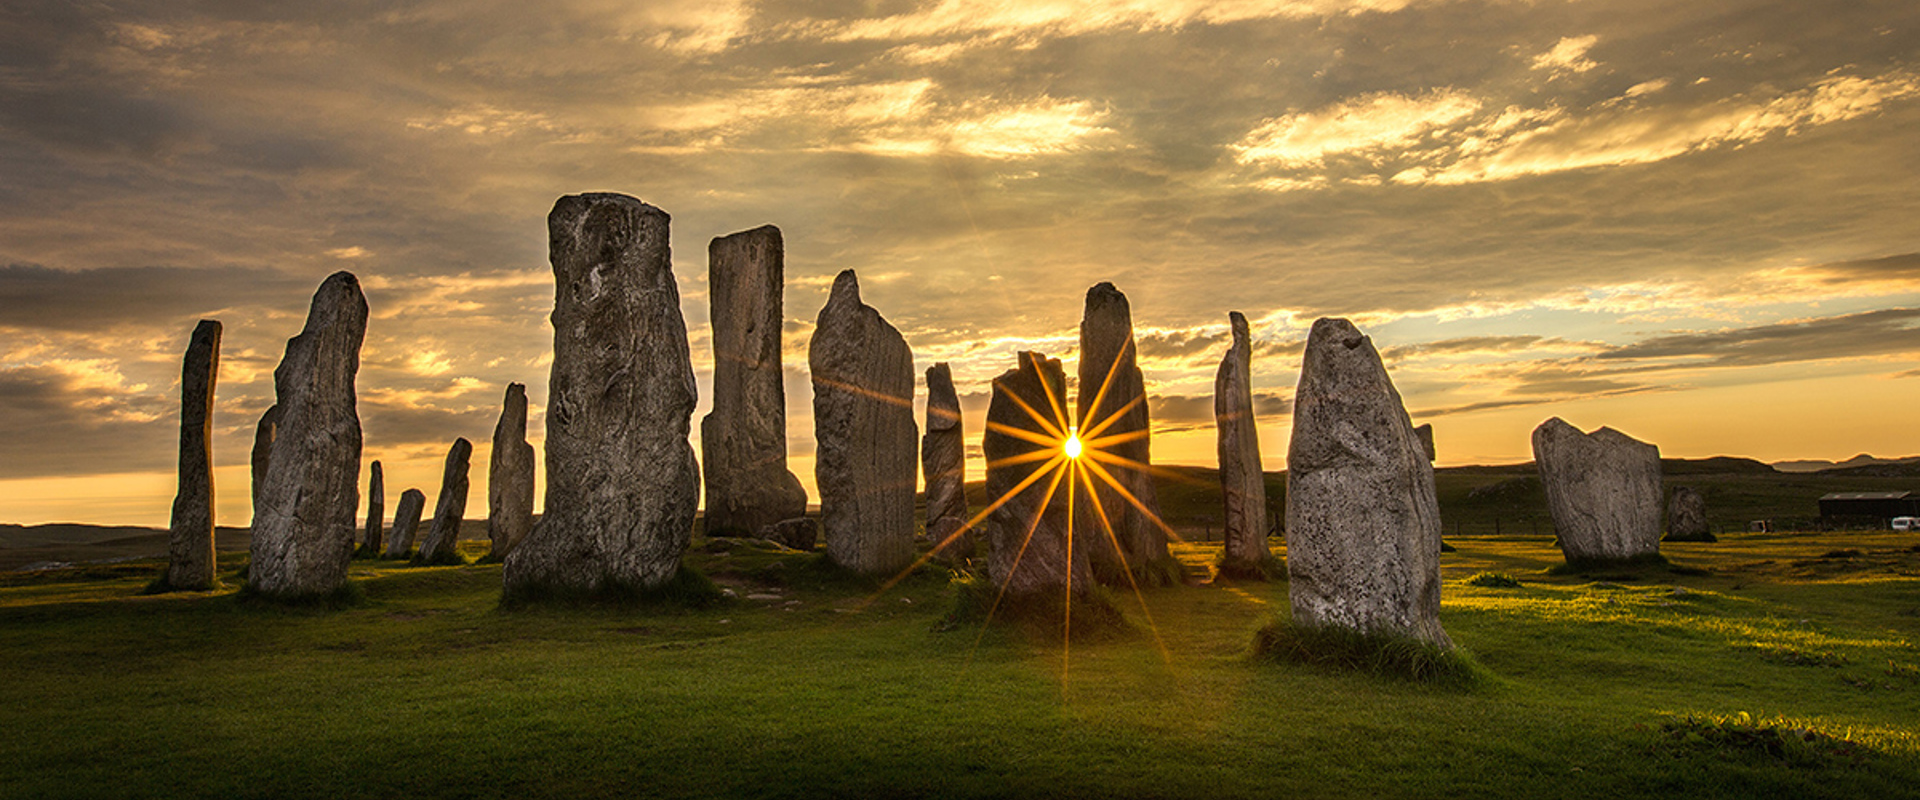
(1894, 517, 1920, 532)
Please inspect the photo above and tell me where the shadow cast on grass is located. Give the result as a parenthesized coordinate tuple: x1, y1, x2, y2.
(497, 565, 728, 611)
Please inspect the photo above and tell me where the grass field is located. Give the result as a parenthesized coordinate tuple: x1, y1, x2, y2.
(4, 525, 1919, 799)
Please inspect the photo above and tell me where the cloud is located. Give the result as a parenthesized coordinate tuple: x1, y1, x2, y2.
(1593, 307, 1920, 368)
(0, 361, 173, 479)
(0, 264, 310, 331)
(1530, 35, 1599, 75)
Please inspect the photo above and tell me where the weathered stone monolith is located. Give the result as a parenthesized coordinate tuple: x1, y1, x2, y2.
(488, 383, 535, 559)
(1666, 486, 1714, 542)
(1532, 417, 1663, 563)
(701, 225, 807, 537)
(164, 319, 222, 591)
(757, 517, 818, 551)
(360, 461, 384, 556)
(809, 269, 917, 577)
(1415, 423, 1436, 462)
(246, 272, 366, 599)
(1286, 318, 1450, 647)
(504, 193, 699, 596)
(1214, 312, 1277, 580)
(385, 489, 426, 558)
(250, 404, 279, 510)
(986, 351, 1092, 604)
(418, 438, 472, 564)
(922, 362, 972, 562)
(1074, 282, 1177, 586)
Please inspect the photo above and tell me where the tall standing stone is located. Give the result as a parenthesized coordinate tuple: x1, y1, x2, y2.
(1533, 417, 1663, 562)
(922, 362, 972, 561)
(701, 225, 807, 536)
(1666, 486, 1714, 542)
(809, 269, 917, 577)
(164, 319, 222, 591)
(361, 460, 385, 556)
(1286, 318, 1450, 647)
(385, 489, 426, 558)
(1074, 282, 1177, 586)
(1214, 312, 1276, 579)
(985, 352, 1091, 605)
(488, 383, 536, 559)
(419, 438, 473, 564)
(504, 193, 699, 596)
(247, 271, 367, 599)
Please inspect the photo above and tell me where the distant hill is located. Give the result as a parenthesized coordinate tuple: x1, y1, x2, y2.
(1773, 454, 1920, 473)
(1660, 456, 1778, 475)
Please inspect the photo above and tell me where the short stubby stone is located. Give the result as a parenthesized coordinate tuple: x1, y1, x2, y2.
(1214, 312, 1276, 579)
(1666, 486, 1715, 542)
(1415, 423, 1436, 462)
(810, 269, 917, 577)
(386, 489, 426, 558)
(1532, 417, 1663, 563)
(165, 319, 222, 591)
(1286, 318, 1450, 647)
(985, 352, 1093, 604)
(1074, 282, 1176, 586)
(488, 383, 535, 559)
(247, 272, 367, 599)
(757, 517, 819, 551)
(505, 193, 699, 596)
(701, 225, 807, 536)
(361, 461, 385, 555)
(922, 362, 972, 562)
(419, 437, 473, 563)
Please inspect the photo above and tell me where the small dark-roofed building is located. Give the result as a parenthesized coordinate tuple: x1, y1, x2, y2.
(1819, 491, 1920, 519)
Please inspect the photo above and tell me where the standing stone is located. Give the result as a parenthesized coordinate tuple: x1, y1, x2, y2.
(701, 225, 807, 536)
(922, 362, 972, 562)
(985, 351, 1093, 606)
(488, 383, 535, 559)
(164, 319, 222, 591)
(809, 269, 917, 577)
(1074, 282, 1177, 586)
(1666, 486, 1715, 542)
(385, 489, 426, 558)
(360, 461, 385, 556)
(248, 272, 367, 599)
(1286, 318, 1450, 647)
(1414, 423, 1436, 462)
(249, 404, 279, 510)
(504, 193, 699, 596)
(1532, 417, 1663, 563)
(418, 437, 473, 564)
(1214, 312, 1276, 579)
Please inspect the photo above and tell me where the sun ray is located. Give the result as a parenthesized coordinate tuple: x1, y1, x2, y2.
(864, 451, 1067, 602)
(1078, 427, 1149, 451)
(984, 420, 1064, 450)
(968, 457, 1072, 663)
(810, 375, 915, 408)
(1063, 450, 1074, 684)
(1080, 455, 1189, 544)
(1081, 447, 1213, 487)
(1078, 392, 1143, 442)
(996, 380, 1067, 440)
(1075, 458, 1171, 664)
(1034, 355, 1074, 437)
(986, 448, 1063, 470)
(1076, 336, 1133, 431)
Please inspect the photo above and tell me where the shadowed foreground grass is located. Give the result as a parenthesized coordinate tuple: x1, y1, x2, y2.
(3, 532, 1919, 798)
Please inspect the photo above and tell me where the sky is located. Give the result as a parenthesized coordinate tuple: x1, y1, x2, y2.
(1, 0, 1917, 526)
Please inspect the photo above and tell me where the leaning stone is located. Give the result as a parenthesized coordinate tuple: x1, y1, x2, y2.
(385, 489, 426, 558)
(1286, 318, 1450, 647)
(487, 383, 535, 559)
(418, 438, 473, 564)
(1532, 417, 1663, 563)
(985, 351, 1093, 605)
(360, 461, 385, 556)
(504, 193, 699, 597)
(164, 319, 222, 591)
(1666, 486, 1715, 542)
(701, 225, 807, 536)
(247, 272, 367, 599)
(757, 517, 819, 551)
(809, 269, 917, 577)
(1214, 312, 1277, 580)
(922, 362, 972, 562)
(1074, 282, 1177, 586)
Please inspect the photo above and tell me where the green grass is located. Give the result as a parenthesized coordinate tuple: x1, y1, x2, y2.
(3, 533, 1919, 798)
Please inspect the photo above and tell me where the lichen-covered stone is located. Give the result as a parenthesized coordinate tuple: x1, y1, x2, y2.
(922, 362, 972, 562)
(385, 489, 426, 558)
(1666, 486, 1715, 542)
(1532, 417, 1663, 563)
(701, 225, 807, 536)
(809, 269, 917, 577)
(985, 351, 1092, 603)
(1075, 282, 1176, 586)
(419, 438, 472, 563)
(487, 383, 535, 559)
(164, 319, 221, 590)
(1214, 312, 1276, 579)
(1286, 318, 1450, 647)
(757, 517, 819, 551)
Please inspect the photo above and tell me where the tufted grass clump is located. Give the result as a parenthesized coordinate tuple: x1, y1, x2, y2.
(1464, 571, 1523, 588)
(1251, 618, 1486, 688)
(1646, 712, 1874, 769)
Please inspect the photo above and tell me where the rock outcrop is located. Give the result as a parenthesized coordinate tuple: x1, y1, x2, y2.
(922, 362, 972, 562)
(701, 225, 808, 537)
(504, 193, 699, 596)
(985, 352, 1092, 604)
(164, 319, 222, 591)
(247, 272, 367, 599)
(1286, 318, 1450, 647)
(1532, 417, 1663, 563)
(361, 461, 384, 556)
(1074, 282, 1176, 586)
(418, 438, 472, 563)
(488, 383, 535, 559)
(385, 489, 426, 558)
(1214, 312, 1276, 579)
(1666, 486, 1714, 542)
(809, 269, 917, 577)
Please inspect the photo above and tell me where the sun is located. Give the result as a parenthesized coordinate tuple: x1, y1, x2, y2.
(1063, 427, 1083, 459)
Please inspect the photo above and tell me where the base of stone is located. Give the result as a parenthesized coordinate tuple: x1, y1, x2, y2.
(1548, 551, 1672, 575)
(1091, 554, 1185, 590)
(1214, 556, 1286, 582)
(235, 579, 365, 609)
(1251, 617, 1480, 687)
(1662, 532, 1719, 543)
(139, 573, 221, 595)
(937, 573, 1130, 641)
(499, 566, 725, 610)
(410, 549, 469, 568)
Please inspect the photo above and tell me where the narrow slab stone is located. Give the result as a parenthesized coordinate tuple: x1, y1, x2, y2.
(361, 460, 385, 556)
(922, 362, 972, 562)
(1286, 318, 1450, 647)
(247, 271, 367, 599)
(701, 225, 807, 536)
(385, 489, 426, 558)
(1415, 423, 1436, 462)
(164, 319, 221, 591)
(419, 437, 473, 563)
(1214, 312, 1275, 579)
(487, 383, 535, 559)
(1074, 282, 1176, 586)
(250, 404, 279, 510)
(1666, 485, 1714, 542)
(505, 193, 699, 595)
(809, 269, 917, 577)
(985, 351, 1091, 603)
(1532, 417, 1663, 563)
